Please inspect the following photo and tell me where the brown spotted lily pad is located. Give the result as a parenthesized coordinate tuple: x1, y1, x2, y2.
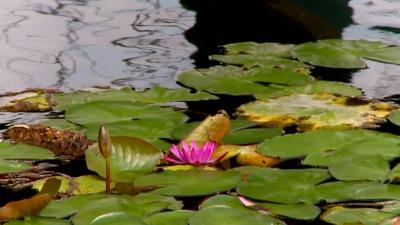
(236, 94, 397, 131)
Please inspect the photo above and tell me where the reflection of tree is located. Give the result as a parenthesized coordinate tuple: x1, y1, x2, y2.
(182, 0, 352, 67)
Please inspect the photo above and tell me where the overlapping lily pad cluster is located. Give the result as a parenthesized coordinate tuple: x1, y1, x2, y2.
(2, 39, 400, 225)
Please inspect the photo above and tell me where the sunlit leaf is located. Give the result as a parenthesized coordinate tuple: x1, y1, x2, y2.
(183, 110, 230, 145)
(134, 169, 241, 196)
(85, 136, 163, 182)
(237, 94, 397, 131)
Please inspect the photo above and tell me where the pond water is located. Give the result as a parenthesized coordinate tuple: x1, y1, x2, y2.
(1, 0, 400, 121)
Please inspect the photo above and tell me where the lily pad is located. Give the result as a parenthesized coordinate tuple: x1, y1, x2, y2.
(321, 206, 394, 225)
(0, 141, 55, 173)
(222, 42, 295, 57)
(65, 101, 188, 126)
(4, 218, 70, 225)
(316, 181, 400, 203)
(236, 167, 330, 204)
(144, 210, 194, 225)
(254, 80, 362, 99)
(211, 54, 310, 70)
(85, 136, 163, 182)
(328, 154, 390, 181)
(189, 206, 285, 225)
(134, 169, 241, 196)
(389, 109, 400, 126)
(200, 195, 320, 220)
(71, 194, 180, 225)
(237, 94, 396, 131)
(86, 86, 218, 103)
(257, 129, 400, 159)
(293, 42, 367, 68)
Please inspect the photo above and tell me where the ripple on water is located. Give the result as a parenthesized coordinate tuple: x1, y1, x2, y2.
(0, 0, 196, 93)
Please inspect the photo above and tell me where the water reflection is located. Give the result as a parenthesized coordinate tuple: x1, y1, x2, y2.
(344, 0, 400, 99)
(0, 0, 195, 92)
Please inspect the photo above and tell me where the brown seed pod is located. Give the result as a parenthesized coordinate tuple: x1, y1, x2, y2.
(3, 124, 94, 159)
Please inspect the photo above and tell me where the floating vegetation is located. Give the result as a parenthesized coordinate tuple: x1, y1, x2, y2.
(2, 39, 400, 225)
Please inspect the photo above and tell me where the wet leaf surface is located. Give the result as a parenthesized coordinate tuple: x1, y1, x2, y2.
(85, 136, 162, 182)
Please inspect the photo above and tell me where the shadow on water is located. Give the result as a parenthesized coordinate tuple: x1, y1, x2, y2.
(181, 0, 352, 68)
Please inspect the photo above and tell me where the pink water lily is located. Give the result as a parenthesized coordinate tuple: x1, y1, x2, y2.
(164, 141, 226, 165)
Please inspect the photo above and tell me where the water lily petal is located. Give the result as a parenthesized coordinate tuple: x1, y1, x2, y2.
(170, 144, 184, 161)
(164, 155, 185, 164)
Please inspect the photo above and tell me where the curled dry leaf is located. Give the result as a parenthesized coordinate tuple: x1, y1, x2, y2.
(214, 145, 280, 167)
(0, 178, 60, 220)
(183, 110, 230, 146)
(3, 124, 93, 159)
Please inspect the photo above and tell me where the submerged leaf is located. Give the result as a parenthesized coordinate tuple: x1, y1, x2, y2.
(237, 94, 397, 131)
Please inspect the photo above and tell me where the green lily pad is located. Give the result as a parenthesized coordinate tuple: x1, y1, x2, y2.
(236, 167, 330, 204)
(0, 159, 31, 174)
(237, 94, 396, 131)
(86, 86, 218, 103)
(316, 181, 400, 203)
(144, 210, 194, 225)
(200, 195, 320, 220)
(293, 41, 367, 69)
(134, 169, 241, 196)
(254, 80, 362, 99)
(303, 137, 400, 166)
(65, 101, 187, 126)
(211, 54, 309, 70)
(0, 142, 55, 160)
(321, 206, 394, 225)
(189, 206, 285, 225)
(4, 218, 71, 225)
(36, 119, 82, 131)
(40, 194, 109, 218)
(83, 119, 177, 142)
(328, 154, 390, 181)
(222, 42, 295, 57)
(0, 141, 55, 173)
(258, 129, 400, 159)
(71, 194, 182, 225)
(85, 136, 163, 182)
(389, 109, 400, 126)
